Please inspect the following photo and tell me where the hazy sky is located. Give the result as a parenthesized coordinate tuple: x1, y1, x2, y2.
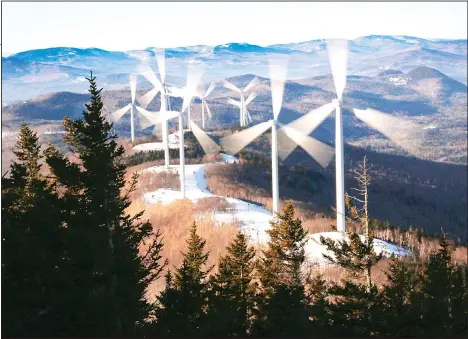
(2, 2, 467, 54)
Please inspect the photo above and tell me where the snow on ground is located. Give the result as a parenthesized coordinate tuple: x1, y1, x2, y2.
(132, 132, 184, 152)
(141, 154, 411, 263)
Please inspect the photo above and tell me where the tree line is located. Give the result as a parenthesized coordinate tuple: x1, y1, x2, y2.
(2, 74, 467, 338)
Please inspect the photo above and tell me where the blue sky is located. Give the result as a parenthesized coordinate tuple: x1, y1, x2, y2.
(2, 2, 467, 54)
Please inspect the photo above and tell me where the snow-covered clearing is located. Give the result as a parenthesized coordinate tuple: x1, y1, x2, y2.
(141, 154, 411, 264)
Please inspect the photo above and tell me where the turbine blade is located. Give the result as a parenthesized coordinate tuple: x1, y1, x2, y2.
(223, 80, 242, 93)
(154, 49, 166, 83)
(204, 100, 212, 118)
(227, 98, 242, 108)
(183, 64, 205, 112)
(245, 109, 252, 123)
(326, 39, 348, 100)
(135, 106, 161, 129)
(138, 63, 162, 89)
(278, 102, 336, 159)
(138, 87, 159, 109)
(190, 120, 219, 155)
(110, 104, 131, 122)
(244, 76, 260, 92)
(138, 113, 154, 130)
(129, 74, 137, 104)
(205, 82, 216, 97)
(268, 55, 289, 119)
(220, 121, 273, 155)
(280, 125, 335, 168)
(245, 92, 257, 106)
(353, 108, 424, 154)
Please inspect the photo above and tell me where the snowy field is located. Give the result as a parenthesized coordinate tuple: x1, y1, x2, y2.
(132, 133, 182, 152)
(141, 154, 411, 264)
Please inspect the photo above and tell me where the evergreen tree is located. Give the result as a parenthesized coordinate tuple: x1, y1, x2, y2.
(380, 259, 422, 337)
(152, 221, 212, 337)
(45, 72, 166, 336)
(419, 233, 467, 336)
(208, 231, 257, 336)
(319, 156, 383, 336)
(2, 124, 66, 336)
(306, 274, 331, 335)
(254, 202, 311, 337)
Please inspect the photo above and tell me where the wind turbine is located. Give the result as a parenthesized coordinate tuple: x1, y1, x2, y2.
(109, 74, 138, 143)
(138, 49, 174, 168)
(197, 82, 216, 129)
(224, 77, 260, 127)
(135, 63, 219, 198)
(220, 56, 335, 216)
(278, 39, 424, 232)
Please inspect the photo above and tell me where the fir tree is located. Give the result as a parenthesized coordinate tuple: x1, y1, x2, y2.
(319, 156, 383, 336)
(45, 72, 166, 336)
(254, 202, 311, 337)
(152, 221, 212, 337)
(208, 231, 257, 336)
(419, 232, 467, 336)
(380, 259, 422, 337)
(2, 124, 66, 336)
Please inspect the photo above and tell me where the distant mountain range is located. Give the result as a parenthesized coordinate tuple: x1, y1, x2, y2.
(2, 35, 467, 103)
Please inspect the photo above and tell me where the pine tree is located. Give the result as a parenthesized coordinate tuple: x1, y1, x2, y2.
(45, 72, 166, 336)
(306, 274, 331, 335)
(152, 221, 212, 337)
(419, 232, 467, 336)
(2, 124, 66, 336)
(380, 259, 422, 337)
(254, 202, 311, 337)
(319, 156, 383, 336)
(208, 231, 257, 336)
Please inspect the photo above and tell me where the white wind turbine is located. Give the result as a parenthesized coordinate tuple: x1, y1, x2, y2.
(109, 74, 138, 143)
(196, 82, 217, 129)
(279, 39, 424, 232)
(138, 49, 174, 168)
(220, 56, 335, 216)
(224, 77, 260, 127)
(135, 64, 219, 198)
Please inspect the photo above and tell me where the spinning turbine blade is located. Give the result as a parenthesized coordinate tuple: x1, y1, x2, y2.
(138, 87, 159, 109)
(220, 121, 273, 155)
(227, 98, 242, 108)
(353, 108, 424, 154)
(244, 76, 260, 92)
(268, 55, 289, 119)
(278, 102, 337, 159)
(205, 82, 216, 97)
(204, 100, 212, 118)
(135, 106, 161, 129)
(154, 49, 166, 83)
(280, 125, 335, 168)
(223, 80, 242, 93)
(138, 63, 162, 90)
(110, 104, 131, 122)
(326, 39, 349, 100)
(129, 74, 137, 104)
(190, 120, 219, 155)
(245, 92, 257, 106)
(183, 64, 205, 112)
(245, 109, 252, 123)
(138, 113, 153, 131)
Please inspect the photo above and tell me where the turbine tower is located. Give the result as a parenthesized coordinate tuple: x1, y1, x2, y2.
(135, 63, 218, 198)
(224, 77, 260, 127)
(220, 57, 334, 216)
(279, 39, 424, 232)
(109, 74, 138, 143)
(138, 49, 173, 168)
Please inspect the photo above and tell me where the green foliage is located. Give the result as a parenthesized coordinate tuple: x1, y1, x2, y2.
(152, 221, 212, 337)
(44, 72, 166, 336)
(254, 202, 311, 337)
(2, 124, 66, 336)
(208, 232, 257, 336)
